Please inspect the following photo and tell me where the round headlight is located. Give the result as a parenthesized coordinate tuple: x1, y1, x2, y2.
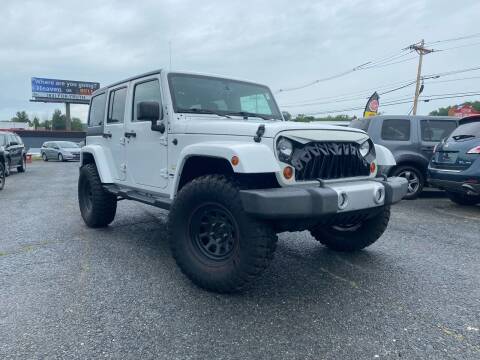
(277, 138, 293, 161)
(359, 140, 370, 157)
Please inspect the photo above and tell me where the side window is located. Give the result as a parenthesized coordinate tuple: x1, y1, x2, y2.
(0, 135, 6, 146)
(88, 93, 107, 127)
(132, 80, 162, 121)
(421, 120, 457, 142)
(381, 119, 411, 141)
(240, 94, 272, 115)
(8, 134, 16, 144)
(107, 87, 127, 124)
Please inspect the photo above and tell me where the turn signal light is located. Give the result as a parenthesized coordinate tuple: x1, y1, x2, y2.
(231, 156, 240, 166)
(283, 166, 293, 179)
(370, 162, 376, 173)
(467, 146, 480, 154)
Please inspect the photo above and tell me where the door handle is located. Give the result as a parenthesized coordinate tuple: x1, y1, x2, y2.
(421, 146, 434, 151)
(102, 133, 112, 138)
(124, 131, 136, 138)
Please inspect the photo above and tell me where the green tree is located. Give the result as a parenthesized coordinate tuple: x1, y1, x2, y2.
(51, 109, 66, 130)
(71, 117, 84, 131)
(11, 111, 29, 123)
(32, 116, 40, 130)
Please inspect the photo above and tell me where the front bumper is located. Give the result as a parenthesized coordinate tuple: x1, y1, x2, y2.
(240, 177, 408, 219)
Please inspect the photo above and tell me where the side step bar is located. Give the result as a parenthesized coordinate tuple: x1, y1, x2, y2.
(103, 184, 171, 210)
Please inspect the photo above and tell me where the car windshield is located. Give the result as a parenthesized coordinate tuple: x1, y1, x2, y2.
(448, 121, 480, 140)
(168, 73, 282, 120)
(56, 141, 80, 148)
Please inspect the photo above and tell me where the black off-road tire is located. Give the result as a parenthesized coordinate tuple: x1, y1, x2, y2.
(168, 175, 278, 293)
(78, 163, 117, 228)
(17, 156, 26, 173)
(391, 165, 424, 200)
(310, 206, 391, 252)
(446, 191, 480, 206)
(0, 163, 5, 191)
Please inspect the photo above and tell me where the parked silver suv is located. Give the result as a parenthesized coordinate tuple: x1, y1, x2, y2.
(41, 141, 81, 162)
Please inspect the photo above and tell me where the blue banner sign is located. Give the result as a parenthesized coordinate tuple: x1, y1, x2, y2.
(31, 77, 100, 103)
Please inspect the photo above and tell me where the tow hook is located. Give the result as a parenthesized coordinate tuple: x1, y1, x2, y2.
(254, 124, 265, 143)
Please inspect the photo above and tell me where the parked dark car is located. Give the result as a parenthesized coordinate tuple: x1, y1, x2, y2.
(41, 141, 81, 161)
(428, 116, 480, 205)
(0, 131, 27, 177)
(350, 115, 460, 199)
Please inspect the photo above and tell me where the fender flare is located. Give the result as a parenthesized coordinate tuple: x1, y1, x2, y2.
(172, 141, 281, 196)
(80, 145, 114, 183)
(374, 144, 396, 166)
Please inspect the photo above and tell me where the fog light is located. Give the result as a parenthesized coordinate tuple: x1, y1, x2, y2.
(283, 166, 293, 179)
(231, 156, 239, 166)
(338, 191, 348, 210)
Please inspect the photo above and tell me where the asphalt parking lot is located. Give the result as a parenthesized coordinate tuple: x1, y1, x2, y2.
(0, 161, 479, 359)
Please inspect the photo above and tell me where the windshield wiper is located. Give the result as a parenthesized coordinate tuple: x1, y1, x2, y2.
(178, 107, 231, 118)
(453, 134, 475, 140)
(225, 111, 273, 120)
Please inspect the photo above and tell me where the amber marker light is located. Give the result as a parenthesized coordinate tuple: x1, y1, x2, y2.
(231, 156, 240, 166)
(370, 162, 376, 174)
(283, 166, 293, 179)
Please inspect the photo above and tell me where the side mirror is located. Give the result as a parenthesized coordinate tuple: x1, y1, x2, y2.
(54, 146, 60, 150)
(9, 141, 18, 146)
(137, 101, 165, 133)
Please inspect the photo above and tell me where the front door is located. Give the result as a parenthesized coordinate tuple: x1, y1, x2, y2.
(104, 85, 128, 181)
(125, 76, 168, 189)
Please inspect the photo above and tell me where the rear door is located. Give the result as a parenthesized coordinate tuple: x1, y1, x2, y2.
(7, 134, 20, 165)
(124, 75, 168, 189)
(377, 118, 413, 159)
(419, 119, 457, 161)
(105, 85, 128, 181)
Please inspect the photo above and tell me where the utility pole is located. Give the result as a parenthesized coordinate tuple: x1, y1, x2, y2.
(65, 102, 71, 131)
(409, 39, 433, 115)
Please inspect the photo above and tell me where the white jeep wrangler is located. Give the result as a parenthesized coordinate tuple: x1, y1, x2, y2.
(79, 70, 407, 293)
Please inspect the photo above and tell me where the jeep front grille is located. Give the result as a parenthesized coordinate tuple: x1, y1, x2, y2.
(291, 142, 370, 181)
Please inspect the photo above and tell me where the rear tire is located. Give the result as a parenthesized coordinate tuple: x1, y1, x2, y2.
(446, 191, 480, 206)
(17, 156, 26, 173)
(310, 206, 391, 252)
(78, 163, 117, 228)
(5, 158, 11, 177)
(168, 175, 277, 293)
(0, 163, 5, 190)
(391, 165, 424, 200)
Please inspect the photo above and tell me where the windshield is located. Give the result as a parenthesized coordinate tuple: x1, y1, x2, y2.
(448, 121, 480, 140)
(56, 141, 80, 148)
(168, 73, 282, 120)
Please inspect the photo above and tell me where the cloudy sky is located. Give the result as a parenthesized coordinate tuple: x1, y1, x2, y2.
(1, 0, 480, 122)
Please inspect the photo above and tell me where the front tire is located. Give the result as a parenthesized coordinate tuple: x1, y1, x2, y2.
(78, 163, 117, 228)
(42, 153, 48, 161)
(168, 175, 277, 293)
(391, 165, 424, 200)
(446, 191, 480, 206)
(310, 206, 391, 252)
(5, 158, 11, 177)
(58, 153, 64, 162)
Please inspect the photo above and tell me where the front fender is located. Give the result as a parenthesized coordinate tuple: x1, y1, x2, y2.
(172, 141, 281, 196)
(81, 145, 114, 183)
(374, 144, 396, 166)
(177, 141, 280, 174)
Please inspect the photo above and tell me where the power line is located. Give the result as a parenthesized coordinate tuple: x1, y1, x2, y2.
(435, 41, 480, 52)
(276, 49, 413, 93)
(425, 32, 480, 45)
(303, 92, 480, 116)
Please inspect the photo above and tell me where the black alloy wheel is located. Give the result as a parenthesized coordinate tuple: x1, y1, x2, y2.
(189, 203, 239, 261)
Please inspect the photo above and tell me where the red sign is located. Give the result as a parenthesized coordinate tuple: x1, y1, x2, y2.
(448, 105, 480, 118)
